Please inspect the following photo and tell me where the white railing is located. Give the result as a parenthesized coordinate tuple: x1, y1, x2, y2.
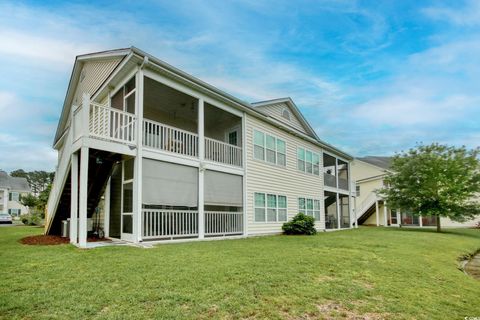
(357, 192, 378, 217)
(205, 138, 242, 167)
(143, 119, 198, 157)
(142, 209, 198, 239)
(205, 211, 243, 236)
(89, 103, 136, 144)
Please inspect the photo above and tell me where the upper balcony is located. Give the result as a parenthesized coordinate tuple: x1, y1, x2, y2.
(323, 153, 349, 191)
(73, 75, 243, 168)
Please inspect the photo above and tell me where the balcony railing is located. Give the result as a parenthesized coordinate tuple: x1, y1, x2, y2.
(89, 103, 136, 144)
(74, 101, 243, 167)
(205, 138, 242, 167)
(143, 119, 198, 157)
(205, 211, 243, 236)
(142, 209, 198, 239)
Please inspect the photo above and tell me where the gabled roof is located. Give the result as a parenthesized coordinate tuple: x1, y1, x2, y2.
(0, 171, 30, 192)
(53, 48, 131, 147)
(54, 46, 353, 160)
(251, 97, 319, 140)
(357, 156, 392, 170)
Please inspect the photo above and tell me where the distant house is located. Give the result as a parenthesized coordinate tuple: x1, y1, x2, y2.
(45, 47, 355, 248)
(351, 156, 480, 228)
(0, 171, 31, 217)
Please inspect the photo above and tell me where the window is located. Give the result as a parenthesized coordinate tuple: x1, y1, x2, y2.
(298, 197, 321, 220)
(297, 148, 305, 171)
(9, 192, 20, 202)
(8, 209, 20, 216)
(356, 185, 360, 197)
(297, 147, 320, 176)
(253, 130, 265, 161)
(282, 109, 291, 121)
(253, 129, 286, 166)
(254, 192, 287, 222)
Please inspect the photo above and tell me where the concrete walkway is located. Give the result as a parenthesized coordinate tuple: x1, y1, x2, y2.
(465, 253, 480, 279)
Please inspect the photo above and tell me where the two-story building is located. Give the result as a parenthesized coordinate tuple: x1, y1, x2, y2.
(45, 47, 355, 247)
(0, 170, 31, 217)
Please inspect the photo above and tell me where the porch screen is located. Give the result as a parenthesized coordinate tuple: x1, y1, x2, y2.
(142, 159, 198, 207)
(204, 170, 242, 206)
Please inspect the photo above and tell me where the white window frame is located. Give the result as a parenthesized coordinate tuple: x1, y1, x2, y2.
(254, 192, 287, 223)
(297, 147, 320, 176)
(253, 129, 286, 167)
(10, 192, 20, 202)
(298, 197, 321, 221)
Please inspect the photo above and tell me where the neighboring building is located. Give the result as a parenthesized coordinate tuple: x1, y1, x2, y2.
(351, 156, 480, 228)
(45, 47, 355, 248)
(0, 170, 31, 217)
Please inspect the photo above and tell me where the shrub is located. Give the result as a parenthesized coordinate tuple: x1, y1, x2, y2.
(282, 213, 317, 235)
(20, 213, 43, 226)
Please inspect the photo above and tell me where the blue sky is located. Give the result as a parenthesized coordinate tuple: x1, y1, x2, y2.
(0, 0, 479, 172)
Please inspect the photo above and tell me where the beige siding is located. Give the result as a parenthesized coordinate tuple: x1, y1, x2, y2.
(351, 160, 386, 182)
(73, 57, 123, 106)
(245, 114, 325, 235)
(255, 103, 308, 136)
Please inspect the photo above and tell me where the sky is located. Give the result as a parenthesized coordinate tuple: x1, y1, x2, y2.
(0, 0, 479, 172)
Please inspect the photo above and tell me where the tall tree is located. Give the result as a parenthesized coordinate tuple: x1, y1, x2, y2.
(380, 144, 480, 232)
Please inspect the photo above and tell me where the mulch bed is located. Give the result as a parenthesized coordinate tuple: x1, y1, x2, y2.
(20, 235, 110, 245)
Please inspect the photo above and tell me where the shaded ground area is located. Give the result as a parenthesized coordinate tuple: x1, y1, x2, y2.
(0, 226, 479, 319)
(20, 234, 109, 245)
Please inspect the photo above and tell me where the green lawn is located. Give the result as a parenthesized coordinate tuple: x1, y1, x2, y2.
(0, 227, 479, 319)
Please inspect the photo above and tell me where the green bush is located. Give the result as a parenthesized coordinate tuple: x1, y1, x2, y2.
(282, 213, 317, 235)
(20, 213, 42, 226)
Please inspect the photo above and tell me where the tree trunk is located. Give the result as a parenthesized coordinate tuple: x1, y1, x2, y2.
(436, 216, 441, 232)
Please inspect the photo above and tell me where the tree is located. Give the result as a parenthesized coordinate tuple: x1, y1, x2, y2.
(379, 143, 480, 232)
(20, 194, 38, 211)
(9, 169, 54, 196)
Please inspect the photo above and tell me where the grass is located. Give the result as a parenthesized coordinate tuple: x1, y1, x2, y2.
(0, 227, 479, 319)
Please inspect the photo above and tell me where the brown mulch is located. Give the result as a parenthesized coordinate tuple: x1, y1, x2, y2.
(20, 235, 110, 245)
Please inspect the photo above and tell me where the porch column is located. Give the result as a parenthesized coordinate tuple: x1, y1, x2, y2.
(397, 209, 401, 226)
(375, 200, 379, 226)
(104, 178, 110, 238)
(198, 98, 205, 239)
(336, 193, 341, 229)
(241, 113, 247, 236)
(353, 196, 358, 228)
(3, 189, 8, 212)
(383, 201, 388, 226)
(419, 215, 423, 227)
(78, 146, 89, 248)
(70, 152, 79, 244)
(134, 68, 144, 243)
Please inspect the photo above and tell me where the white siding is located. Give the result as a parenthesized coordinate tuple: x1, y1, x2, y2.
(72, 57, 123, 105)
(245, 114, 325, 235)
(255, 103, 309, 136)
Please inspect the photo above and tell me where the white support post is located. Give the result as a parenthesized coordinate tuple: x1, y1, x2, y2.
(396, 210, 401, 226)
(82, 93, 90, 137)
(383, 201, 388, 226)
(419, 215, 423, 227)
(336, 193, 341, 229)
(3, 189, 8, 213)
(78, 146, 89, 248)
(241, 113, 247, 236)
(198, 98, 205, 239)
(134, 68, 144, 243)
(347, 161, 353, 228)
(375, 200, 379, 226)
(354, 196, 358, 228)
(104, 178, 110, 238)
(70, 152, 79, 244)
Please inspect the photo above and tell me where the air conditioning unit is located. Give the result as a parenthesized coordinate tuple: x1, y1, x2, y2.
(61, 218, 93, 238)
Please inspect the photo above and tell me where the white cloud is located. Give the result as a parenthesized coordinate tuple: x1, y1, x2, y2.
(423, 0, 480, 26)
